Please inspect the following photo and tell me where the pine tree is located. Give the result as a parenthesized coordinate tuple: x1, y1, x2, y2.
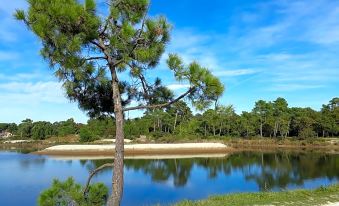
(15, 1, 224, 205)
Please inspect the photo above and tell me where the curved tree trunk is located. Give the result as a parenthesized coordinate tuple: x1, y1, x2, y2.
(108, 68, 125, 206)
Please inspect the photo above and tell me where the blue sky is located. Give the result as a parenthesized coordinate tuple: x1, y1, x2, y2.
(0, 0, 338, 124)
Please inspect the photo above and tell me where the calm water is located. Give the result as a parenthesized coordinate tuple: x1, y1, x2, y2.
(0, 151, 338, 206)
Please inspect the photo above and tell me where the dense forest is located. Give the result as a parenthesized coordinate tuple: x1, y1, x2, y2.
(1, 97, 338, 141)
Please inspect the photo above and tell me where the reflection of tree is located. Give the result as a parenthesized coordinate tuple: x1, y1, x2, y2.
(231, 152, 339, 191)
(81, 152, 338, 189)
(19, 156, 46, 170)
(124, 159, 194, 187)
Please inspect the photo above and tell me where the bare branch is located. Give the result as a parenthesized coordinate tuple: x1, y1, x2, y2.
(90, 40, 105, 51)
(123, 87, 195, 112)
(84, 56, 107, 61)
(83, 163, 114, 195)
(138, 73, 150, 99)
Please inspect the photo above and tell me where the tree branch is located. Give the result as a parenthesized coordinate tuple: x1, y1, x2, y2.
(83, 163, 114, 195)
(90, 40, 106, 51)
(123, 87, 195, 112)
(84, 56, 107, 61)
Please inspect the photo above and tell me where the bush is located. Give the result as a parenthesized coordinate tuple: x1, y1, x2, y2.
(298, 128, 317, 140)
(38, 177, 108, 206)
(79, 127, 97, 142)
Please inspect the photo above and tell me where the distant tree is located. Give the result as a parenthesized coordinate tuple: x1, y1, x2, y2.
(290, 107, 318, 139)
(17, 118, 33, 138)
(31, 121, 54, 140)
(238, 111, 256, 137)
(7, 123, 18, 134)
(272, 98, 289, 138)
(79, 126, 97, 142)
(216, 105, 236, 136)
(86, 117, 115, 139)
(16, 0, 223, 205)
(167, 101, 192, 133)
(56, 118, 78, 137)
(252, 100, 272, 137)
(0, 123, 7, 132)
(203, 109, 218, 136)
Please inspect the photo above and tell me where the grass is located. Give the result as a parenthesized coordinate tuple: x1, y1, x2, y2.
(172, 184, 339, 206)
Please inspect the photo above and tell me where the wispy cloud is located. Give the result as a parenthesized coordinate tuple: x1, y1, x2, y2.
(166, 84, 190, 90)
(213, 69, 258, 77)
(269, 83, 325, 92)
(0, 81, 66, 104)
(0, 71, 50, 81)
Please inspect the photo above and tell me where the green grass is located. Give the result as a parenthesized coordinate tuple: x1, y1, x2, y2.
(172, 184, 339, 206)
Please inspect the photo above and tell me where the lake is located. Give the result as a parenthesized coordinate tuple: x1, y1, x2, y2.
(0, 150, 338, 206)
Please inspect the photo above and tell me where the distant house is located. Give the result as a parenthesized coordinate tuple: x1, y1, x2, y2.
(0, 131, 13, 139)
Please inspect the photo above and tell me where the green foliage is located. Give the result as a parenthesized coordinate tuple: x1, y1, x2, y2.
(124, 118, 149, 139)
(15, 0, 177, 118)
(3, 97, 338, 140)
(79, 126, 97, 142)
(55, 118, 78, 137)
(167, 54, 224, 110)
(298, 127, 317, 139)
(0, 123, 18, 134)
(38, 177, 108, 206)
(31, 121, 54, 140)
(17, 118, 33, 138)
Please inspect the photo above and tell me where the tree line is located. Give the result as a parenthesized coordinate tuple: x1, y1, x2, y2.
(0, 118, 79, 140)
(1, 97, 338, 141)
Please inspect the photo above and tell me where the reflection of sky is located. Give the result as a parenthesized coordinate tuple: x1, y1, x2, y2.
(0, 151, 338, 206)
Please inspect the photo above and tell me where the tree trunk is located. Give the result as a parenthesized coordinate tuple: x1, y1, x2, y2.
(108, 68, 124, 206)
(260, 121, 263, 137)
(273, 121, 277, 138)
(219, 123, 222, 136)
(173, 111, 178, 131)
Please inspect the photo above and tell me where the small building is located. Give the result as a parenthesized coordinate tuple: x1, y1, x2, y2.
(0, 131, 13, 139)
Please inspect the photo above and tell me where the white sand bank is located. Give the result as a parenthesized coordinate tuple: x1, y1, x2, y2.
(36, 143, 230, 156)
(3, 140, 31, 144)
(49, 153, 229, 160)
(94, 139, 132, 143)
(43, 143, 227, 151)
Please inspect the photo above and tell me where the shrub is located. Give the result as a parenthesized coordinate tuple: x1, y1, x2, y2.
(298, 128, 317, 140)
(38, 177, 108, 206)
(79, 127, 97, 142)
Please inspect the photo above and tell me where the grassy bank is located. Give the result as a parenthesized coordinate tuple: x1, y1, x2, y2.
(173, 184, 339, 206)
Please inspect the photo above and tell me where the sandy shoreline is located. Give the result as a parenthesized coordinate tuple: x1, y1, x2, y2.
(34, 143, 231, 156)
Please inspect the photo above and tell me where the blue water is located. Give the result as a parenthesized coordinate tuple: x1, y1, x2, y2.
(0, 151, 338, 206)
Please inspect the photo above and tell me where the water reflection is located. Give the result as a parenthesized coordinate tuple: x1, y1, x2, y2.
(80, 152, 339, 191)
(0, 151, 338, 206)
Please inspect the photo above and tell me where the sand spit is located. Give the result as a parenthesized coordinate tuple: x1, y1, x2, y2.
(48, 153, 229, 160)
(94, 139, 132, 143)
(35, 143, 230, 156)
(3, 140, 31, 144)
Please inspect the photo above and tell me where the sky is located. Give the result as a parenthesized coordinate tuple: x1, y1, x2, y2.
(0, 0, 338, 124)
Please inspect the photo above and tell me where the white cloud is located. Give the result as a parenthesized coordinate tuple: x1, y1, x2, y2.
(213, 69, 258, 77)
(166, 84, 190, 90)
(0, 81, 66, 104)
(0, 71, 48, 81)
(269, 84, 325, 91)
